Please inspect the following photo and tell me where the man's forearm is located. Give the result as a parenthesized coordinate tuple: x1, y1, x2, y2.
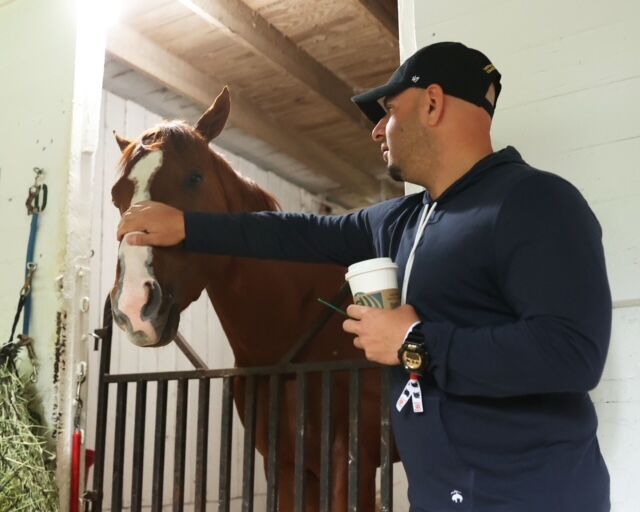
(183, 210, 375, 266)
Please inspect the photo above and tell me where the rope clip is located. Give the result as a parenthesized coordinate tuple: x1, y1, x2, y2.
(25, 167, 48, 215)
(20, 262, 38, 297)
(73, 362, 87, 429)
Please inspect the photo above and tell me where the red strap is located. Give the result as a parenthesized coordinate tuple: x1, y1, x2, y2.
(70, 429, 82, 512)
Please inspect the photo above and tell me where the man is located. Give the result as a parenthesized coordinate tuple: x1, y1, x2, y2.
(118, 42, 611, 511)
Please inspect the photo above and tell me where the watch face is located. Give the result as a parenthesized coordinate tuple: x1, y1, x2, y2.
(402, 351, 423, 371)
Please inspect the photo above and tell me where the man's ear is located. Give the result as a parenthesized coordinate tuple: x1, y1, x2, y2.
(422, 84, 445, 125)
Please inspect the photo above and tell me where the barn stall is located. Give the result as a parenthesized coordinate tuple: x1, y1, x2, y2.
(83, 89, 407, 511)
(1, 0, 639, 511)
(83, 1, 407, 509)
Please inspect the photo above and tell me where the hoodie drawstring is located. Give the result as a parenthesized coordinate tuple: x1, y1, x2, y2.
(401, 201, 438, 305)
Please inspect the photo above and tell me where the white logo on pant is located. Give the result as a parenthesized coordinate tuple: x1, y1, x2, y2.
(451, 490, 463, 504)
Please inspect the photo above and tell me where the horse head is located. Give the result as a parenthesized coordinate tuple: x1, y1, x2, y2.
(109, 87, 251, 347)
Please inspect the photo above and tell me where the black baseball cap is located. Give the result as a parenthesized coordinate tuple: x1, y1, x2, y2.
(352, 42, 502, 123)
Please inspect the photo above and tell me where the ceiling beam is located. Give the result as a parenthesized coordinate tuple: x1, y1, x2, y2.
(354, 0, 399, 40)
(176, 0, 370, 130)
(106, 24, 381, 206)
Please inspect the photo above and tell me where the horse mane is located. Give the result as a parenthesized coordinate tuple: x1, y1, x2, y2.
(119, 120, 281, 213)
(231, 171, 282, 212)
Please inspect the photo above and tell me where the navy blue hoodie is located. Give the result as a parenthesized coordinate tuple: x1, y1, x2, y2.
(184, 147, 611, 511)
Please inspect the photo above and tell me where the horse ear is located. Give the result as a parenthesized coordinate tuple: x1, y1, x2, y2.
(195, 86, 231, 142)
(114, 131, 132, 153)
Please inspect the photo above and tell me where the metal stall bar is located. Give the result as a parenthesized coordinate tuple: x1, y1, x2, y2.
(89, 297, 113, 510)
(103, 360, 379, 383)
(294, 372, 308, 512)
(111, 382, 128, 511)
(174, 332, 209, 370)
(241, 375, 258, 512)
(195, 379, 211, 512)
(266, 374, 281, 512)
(173, 379, 189, 511)
(319, 370, 333, 512)
(131, 381, 147, 512)
(218, 377, 234, 512)
(93, 349, 389, 510)
(151, 380, 168, 512)
(379, 368, 394, 512)
(348, 369, 360, 512)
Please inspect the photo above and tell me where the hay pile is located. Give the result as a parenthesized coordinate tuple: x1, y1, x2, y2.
(0, 345, 58, 511)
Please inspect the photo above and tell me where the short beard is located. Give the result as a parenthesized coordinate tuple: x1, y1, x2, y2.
(387, 164, 404, 182)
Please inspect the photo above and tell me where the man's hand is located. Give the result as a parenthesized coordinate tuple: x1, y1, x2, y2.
(342, 304, 420, 365)
(117, 200, 185, 246)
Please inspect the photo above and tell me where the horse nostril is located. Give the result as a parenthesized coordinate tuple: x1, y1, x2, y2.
(141, 280, 163, 319)
(112, 308, 127, 328)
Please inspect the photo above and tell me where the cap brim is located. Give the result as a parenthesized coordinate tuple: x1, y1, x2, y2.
(351, 82, 408, 124)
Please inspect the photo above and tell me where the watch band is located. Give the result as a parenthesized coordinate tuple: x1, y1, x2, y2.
(404, 322, 424, 344)
(398, 321, 428, 375)
(403, 320, 422, 343)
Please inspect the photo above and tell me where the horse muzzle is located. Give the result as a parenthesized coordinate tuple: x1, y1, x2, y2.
(111, 232, 179, 347)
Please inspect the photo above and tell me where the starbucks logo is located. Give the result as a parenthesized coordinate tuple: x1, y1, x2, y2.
(354, 292, 384, 308)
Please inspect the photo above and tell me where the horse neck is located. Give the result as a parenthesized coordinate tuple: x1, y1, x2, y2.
(204, 255, 330, 367)
(201, 162, 324, 366)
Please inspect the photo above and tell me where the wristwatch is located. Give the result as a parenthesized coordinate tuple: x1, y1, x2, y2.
(397, 321, 429, 375)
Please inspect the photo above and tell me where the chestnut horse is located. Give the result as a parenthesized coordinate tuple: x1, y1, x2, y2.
(109, 88, 384, 510)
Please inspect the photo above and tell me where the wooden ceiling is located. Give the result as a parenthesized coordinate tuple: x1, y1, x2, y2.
(106, 0, 401, 208)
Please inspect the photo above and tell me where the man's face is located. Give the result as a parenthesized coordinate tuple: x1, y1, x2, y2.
(371, 88, 433, 183)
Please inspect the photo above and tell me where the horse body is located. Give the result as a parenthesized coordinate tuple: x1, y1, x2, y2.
(110, 88, 383, 510)
(206, 251, 381, 511)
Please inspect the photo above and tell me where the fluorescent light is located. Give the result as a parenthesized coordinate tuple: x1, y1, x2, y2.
(75, 0, 123, 30)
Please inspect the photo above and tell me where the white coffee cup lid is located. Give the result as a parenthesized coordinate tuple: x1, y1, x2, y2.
(345, 257, 398, 281)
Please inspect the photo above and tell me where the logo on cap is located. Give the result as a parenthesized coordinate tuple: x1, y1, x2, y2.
(483, 64, 496, 74)
(411, 75, 420, 83)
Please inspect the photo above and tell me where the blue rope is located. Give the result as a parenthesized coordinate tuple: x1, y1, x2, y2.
(22, 212, 40, 336)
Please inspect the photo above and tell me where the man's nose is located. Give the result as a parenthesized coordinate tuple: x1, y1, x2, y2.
(371, 116, 388, 142)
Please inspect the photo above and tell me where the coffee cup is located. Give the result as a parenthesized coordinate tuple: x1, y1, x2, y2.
(345, 257, 400, 309)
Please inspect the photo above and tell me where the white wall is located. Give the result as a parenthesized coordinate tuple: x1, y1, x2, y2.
(399, 1, 640, 510)
(0, 0, 76, 432)
(85, 90, 347, 511)
(0, 0, 106, 509)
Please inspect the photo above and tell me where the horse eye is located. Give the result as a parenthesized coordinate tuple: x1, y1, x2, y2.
(187, 171, 203, 187)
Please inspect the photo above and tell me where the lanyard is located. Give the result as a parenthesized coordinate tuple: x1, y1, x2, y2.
(397, 201, 437, 415)
(401, 201, 438, 305)
(396, 372, 424, 413)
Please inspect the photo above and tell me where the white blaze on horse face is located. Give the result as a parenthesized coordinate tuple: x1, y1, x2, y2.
(113, 150, 164, 346)
(115, 233, 160, 346)
(130, 150, 163, 203)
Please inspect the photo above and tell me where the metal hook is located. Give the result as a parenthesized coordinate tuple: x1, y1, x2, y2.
(75, 361, 87, 400)
(20, 263, 38, 297)
(73, 362, 87, 429)
(26, 168, 47, 214)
